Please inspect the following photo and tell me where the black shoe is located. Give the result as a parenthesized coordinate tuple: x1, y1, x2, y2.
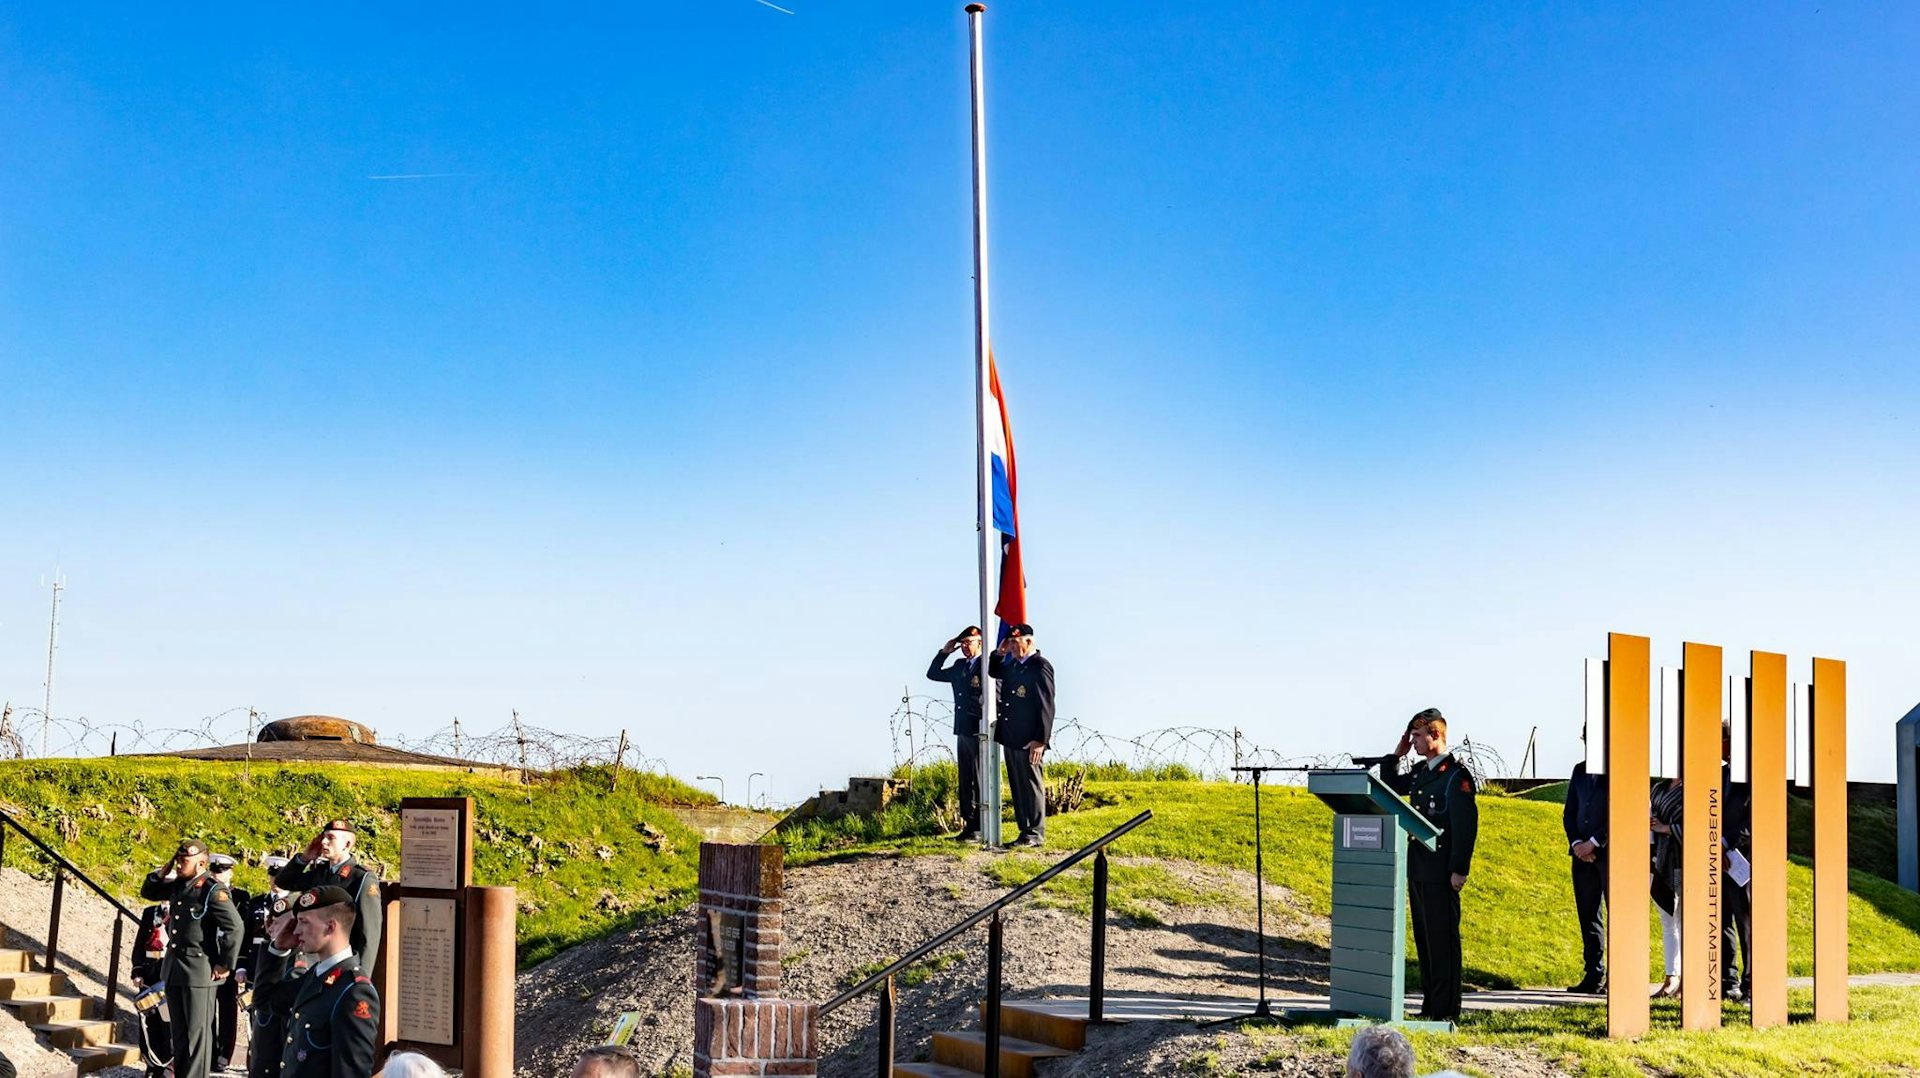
(1018, 834, 1044, 848)
(1567, 974, 1604, 994)
(955, 830, 980, 842)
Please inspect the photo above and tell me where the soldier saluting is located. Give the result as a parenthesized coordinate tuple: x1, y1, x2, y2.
(1379, 708, 1478, 1022)
(247, 894, 310, 1078)
(274, 819, 384, 971)
(281, 885, 379, 1078)
(140, 837, 246, 1078)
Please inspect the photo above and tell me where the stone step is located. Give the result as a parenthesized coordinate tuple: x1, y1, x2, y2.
(977, 1001, 1092, 1051)
(894, 1063, 984, 1078)
(930, 1030, 1074, 1078)
(71, 1042, 143, 1074)
(0, 970, 71, 999)
(0, 992, 93, 1024)
(32, 1016, 117, 1049)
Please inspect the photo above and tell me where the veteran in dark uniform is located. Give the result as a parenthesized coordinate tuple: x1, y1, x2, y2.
(275, 819, 384, 971)
(246, 894, 310, 1078)
(1379, 708, 1478, 1022)
(927, 625, 987, 841)
(209, 853, 251, 1071)
(140, 837, 246, 1078)
(988, 623, 1056, 848)
(282, 885, 379, 1078)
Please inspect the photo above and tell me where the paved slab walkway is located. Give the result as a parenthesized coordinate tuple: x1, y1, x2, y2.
(1018, 973, 1920, 1023)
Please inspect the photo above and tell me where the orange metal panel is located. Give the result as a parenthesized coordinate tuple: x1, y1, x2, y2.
(1748, 651, 1789, 1028)
(1812, 657, 1849, 1023)
(1605, 633, 1651, 1039)
(1680, 642, 1723, 1030)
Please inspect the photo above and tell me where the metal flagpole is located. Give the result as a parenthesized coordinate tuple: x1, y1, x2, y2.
(965, 1, 1003, 849)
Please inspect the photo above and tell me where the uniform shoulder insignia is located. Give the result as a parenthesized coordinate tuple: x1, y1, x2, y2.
(353, 998, 374, 1020)
(338, 863, 352, 878)
(215, 890, 230, 902)
(1460, 779, 1472, 792)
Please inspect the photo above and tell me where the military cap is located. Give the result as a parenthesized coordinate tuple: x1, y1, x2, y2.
(262, 854, 290, 873)
(1007, 623, 1035, 637)
(209, 853, 237, 871)
(1410, 707, 1445, 724)
(297, 885, 354, 912)
(956, 625, 982, 639)
(322, 818, 356, 835)
(175, 838, 209, 858)
(270, 895, 296, 917)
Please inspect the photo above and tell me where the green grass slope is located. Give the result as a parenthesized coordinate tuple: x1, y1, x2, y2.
(0, 758, 716, 966)
(785, 770, 1920, 990)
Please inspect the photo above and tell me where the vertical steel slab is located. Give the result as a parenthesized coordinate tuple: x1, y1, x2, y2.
(1748, 651, 1789, 1028)
(1812, 657, 1849, 1023)
(1680, 642, 1723, 1030)
(1605, 633, 1651, 1039)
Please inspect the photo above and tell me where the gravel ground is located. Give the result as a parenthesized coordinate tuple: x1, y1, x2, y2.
(1, 866, 143, 1078)
(515, 850, 1328, 1078)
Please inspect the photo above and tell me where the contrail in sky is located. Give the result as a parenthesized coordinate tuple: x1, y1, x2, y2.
(367, 173, 472, 181)
(752, 0, 796, 13)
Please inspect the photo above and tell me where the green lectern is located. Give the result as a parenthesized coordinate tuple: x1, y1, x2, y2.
(1304, 768, 1445, 1028)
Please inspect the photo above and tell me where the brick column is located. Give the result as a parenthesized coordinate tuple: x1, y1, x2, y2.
(695, 843, 817, 1078)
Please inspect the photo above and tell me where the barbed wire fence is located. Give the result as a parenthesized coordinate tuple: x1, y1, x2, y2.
(888, 689, 1511, 785)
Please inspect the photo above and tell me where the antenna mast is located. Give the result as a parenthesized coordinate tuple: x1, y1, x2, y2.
(41, 572, 65, 758)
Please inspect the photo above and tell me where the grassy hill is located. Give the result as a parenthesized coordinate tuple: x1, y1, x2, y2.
(0, 757, 716, 966)
(787, 764, 1920, 989)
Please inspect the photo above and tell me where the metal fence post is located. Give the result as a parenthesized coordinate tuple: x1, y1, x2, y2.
(106, 917, 124, 1022)
(878, 974, 895, 1078)
(1091, 849, 1108, 1023)
(986, 911, 1003, 1078)
(46, 869, 65, 971)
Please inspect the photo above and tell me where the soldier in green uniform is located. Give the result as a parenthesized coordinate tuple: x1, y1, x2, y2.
(1380, 708, 1478, 1021)
(247, 894, 309, 1078)
(140, 837, 246, 1078)
(281, 885, 379, 1078)
(274, 819, 384, 971)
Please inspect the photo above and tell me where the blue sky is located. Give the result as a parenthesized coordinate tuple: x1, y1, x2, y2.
(1, 3, 1915, 800)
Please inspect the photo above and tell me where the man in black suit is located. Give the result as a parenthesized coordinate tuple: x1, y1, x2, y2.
(1380, 708, 1478, 1023)
(988, 623, 1056, 848)
(1563, 736, 1608, 994)
(926, 625, 987, 841)
(1722, 733, 1754, 1002)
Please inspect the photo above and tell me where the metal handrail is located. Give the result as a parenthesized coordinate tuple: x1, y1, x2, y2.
(0, 808, 141, 923)
(822, 809, 1152, 1014)
(0, 806, 141, 1023)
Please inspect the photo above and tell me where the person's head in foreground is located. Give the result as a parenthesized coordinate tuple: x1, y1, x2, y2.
(376, 1050, 448, 1078)
(1346, 1024, 1415, 1078)
(571, 1045, 643, 1078)
(292, 885, 358, 956)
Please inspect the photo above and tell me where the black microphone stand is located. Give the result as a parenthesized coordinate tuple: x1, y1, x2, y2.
(1205, 763, 1318, 1027)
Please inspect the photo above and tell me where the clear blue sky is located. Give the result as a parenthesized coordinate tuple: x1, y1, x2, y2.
(2, 3, 1915, 800)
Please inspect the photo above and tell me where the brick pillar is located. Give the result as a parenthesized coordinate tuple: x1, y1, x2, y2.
(695, 843, 818, 1078)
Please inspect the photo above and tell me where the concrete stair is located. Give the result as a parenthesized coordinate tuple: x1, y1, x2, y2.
(0, 943, 144, 1073)
(892, 1002, 1096, 1078)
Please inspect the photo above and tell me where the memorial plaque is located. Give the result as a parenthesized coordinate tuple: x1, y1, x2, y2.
(403, 807, 464, 891)
(398, 897, 459, 1045)
(704, 910, 746, 997)
(1341, 817, 1383, 850)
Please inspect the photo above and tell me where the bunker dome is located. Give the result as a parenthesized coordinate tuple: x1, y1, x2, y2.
(257, 714, 378, 744)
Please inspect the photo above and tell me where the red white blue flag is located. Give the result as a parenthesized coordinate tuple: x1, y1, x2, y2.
(988, 352, 1026, 631)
